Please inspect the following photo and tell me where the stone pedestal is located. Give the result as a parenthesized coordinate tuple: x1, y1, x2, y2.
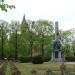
(51, 50, 63, 62)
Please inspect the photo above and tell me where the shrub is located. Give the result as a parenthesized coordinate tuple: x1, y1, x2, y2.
(32, 54, 43, 64)
(43, 57, 51, 62)
(65, 57, 75, 62)
(19, 56, 32, 63)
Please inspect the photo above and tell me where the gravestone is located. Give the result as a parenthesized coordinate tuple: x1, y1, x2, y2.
(51, 22, 65, 62)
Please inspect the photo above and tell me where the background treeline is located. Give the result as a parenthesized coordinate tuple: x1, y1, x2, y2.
(0, 15, 75, 62)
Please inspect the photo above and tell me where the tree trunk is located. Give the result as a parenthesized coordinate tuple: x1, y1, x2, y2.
(15, 30, 18, 60)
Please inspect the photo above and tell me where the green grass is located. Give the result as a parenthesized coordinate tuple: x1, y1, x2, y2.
(1, 62, 75, 75)
(6, 63, 11, 75)
(15, 63, 75, 75)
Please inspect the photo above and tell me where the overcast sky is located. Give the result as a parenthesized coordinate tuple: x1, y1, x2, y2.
(0, 0, 75, 30)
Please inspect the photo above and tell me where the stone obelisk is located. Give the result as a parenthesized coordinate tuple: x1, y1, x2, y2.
(51, 22, 64, 62)
(55, 22, 60, 39)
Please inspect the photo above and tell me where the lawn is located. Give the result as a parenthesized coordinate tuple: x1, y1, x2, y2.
(15, 62, 75, 75)
(1, 62, 75, 75)
(6, 62, 11, 75)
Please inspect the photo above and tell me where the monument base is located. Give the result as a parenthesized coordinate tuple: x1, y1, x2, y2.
(51, 58, 63, 62)
(51, 51, 65, 62)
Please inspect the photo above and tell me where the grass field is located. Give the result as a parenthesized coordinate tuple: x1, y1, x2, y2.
(6, 63, 11, 75)
(1, 62, 75, 75)
(15, 63, 75, 75)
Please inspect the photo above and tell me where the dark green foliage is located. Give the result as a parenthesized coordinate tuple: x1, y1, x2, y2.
(19, 57, 32, 63)
(32, 55, 43, 64)
(0, 4, 15, 12)
(43, 56, 51, 62)
(65, 57, 75, 61)
(19, 56, 50, 63)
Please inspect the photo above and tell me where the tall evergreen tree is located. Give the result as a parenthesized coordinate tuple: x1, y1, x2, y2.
(20, 14, 29, 57)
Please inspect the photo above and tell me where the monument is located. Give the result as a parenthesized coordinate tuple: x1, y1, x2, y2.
(51, 22, 64, 62)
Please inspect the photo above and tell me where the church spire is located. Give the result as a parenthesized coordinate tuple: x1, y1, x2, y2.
(21, 14, 28, 32)
(21, 14, 26, 24)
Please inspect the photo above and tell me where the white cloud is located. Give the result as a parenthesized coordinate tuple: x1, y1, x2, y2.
(59, 20, 75, 30)
(0, 0, 75, 30)
(16, 0, 75, 15)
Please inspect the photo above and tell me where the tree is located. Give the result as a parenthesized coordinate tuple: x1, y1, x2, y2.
(0, 21, 8, 59)
(63, 43, 73, 57)
(28, 21, 35, 57)
(72, 40, 75, 57)
(60, 29, 73, 57)
(60, 30, 72, 44)
(0, 0, 15, 12)
(32, 20, 54, 57)
(8, 20, 20, 59)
